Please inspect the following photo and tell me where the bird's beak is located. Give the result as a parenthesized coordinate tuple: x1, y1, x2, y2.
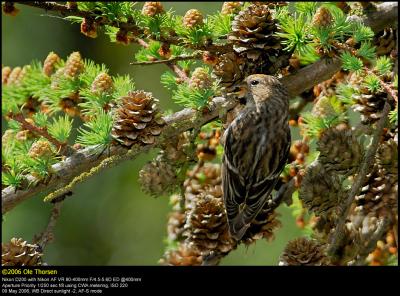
(230, 81, 248, 98)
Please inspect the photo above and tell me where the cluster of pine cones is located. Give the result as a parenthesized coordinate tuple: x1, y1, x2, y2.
(138, 126, 282, 265)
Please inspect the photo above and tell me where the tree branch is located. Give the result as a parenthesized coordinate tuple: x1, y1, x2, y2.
(16, 2, 232, 54)
(18, 1, 142, 35)
(2, 2, 397, 215)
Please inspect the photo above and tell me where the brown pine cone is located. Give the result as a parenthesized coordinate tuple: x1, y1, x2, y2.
(353, 89, 392, 125)
(7, 66, 22, 85)
(2, 2, 19, 16)
(138, 154, 178, 197)
(349, 72, 396, 125)
(312, 7, 333, 28)
(182, 9, 204, 29)
(221, 2, 242, 15)
(159, 243, 203, 266)
(228, 3, 291, 77)
(43, 52, 61, 77)
(184, 192, 235, 255)
(317, 127, 363, 172)
(91, 72, 113, 94)
(184, 163, 222, 209)
(188, 67, 213, 90)
(142, 2, 164, 17)
(162, 132, 192, 163)
(2, 66, 12, 84)
(64, 52, 84, 78)
(80, 18, 98, 38)
(167, 211, 186, 242)
(166, 194, 186, 242)
(111, 90, 165, 147)
(116, 29, 131, 45)
(354, 163, 397, 219)
(299, 161, 343, 216)
(2, 238, 43, 266)
(279, 237, 331, 266)
(212, 52, 246, 90)
(28, 140, 54, 159)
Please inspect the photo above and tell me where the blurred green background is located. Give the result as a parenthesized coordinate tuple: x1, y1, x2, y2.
(2, 2, 304, 265)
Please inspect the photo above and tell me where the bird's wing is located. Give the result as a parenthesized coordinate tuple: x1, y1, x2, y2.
(222, 124, 247, 222)
(223, 121, 291, 241)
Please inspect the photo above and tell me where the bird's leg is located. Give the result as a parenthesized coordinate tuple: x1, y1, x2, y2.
(271, 178, 296, 209)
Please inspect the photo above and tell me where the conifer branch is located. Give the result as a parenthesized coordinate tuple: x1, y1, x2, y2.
(327, 100, 391, 258)
(2, 1, 397, 216)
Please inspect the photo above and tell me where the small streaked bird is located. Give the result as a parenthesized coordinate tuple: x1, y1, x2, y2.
(222, 74, 291, 241)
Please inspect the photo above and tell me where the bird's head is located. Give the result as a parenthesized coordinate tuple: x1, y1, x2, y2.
(232, 74, 286, 107)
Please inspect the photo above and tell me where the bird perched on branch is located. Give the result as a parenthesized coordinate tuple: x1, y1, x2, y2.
(222, 74, 291, 241)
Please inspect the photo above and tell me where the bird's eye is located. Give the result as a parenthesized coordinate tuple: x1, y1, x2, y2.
(250, 80, 259, 86)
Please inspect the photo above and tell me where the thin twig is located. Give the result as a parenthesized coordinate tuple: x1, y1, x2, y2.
(35, 201, 63, 249)
(134, 38, 189, 81)
(130, 53, 202, 66)
(328, 101, 392, 257)
(12, 113, 75, 156)
(169, 63, 189, 81)
(135, 38, 149, 49)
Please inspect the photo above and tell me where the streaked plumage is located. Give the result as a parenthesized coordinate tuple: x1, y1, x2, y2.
(222, 74, 290, 241)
